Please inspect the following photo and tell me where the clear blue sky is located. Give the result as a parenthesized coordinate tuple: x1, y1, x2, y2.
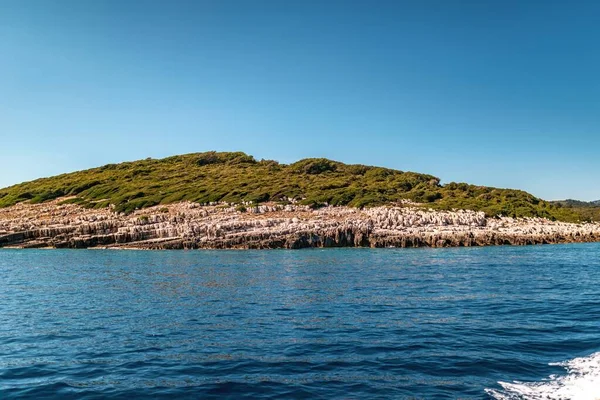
(1, 0, 598, 200)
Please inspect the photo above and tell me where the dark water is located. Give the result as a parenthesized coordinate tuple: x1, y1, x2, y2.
(1, 244, 599, 399)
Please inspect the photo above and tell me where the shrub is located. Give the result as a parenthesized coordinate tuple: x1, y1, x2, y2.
(290, 158, 339, 175)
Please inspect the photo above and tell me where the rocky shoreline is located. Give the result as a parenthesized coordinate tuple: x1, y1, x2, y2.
(1, 199, 599, 249)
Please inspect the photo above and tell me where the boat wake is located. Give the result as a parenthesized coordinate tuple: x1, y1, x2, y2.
(486, 352, 600, 400)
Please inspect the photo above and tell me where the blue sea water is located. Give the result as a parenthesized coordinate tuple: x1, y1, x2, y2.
(1, 244, 599, 399)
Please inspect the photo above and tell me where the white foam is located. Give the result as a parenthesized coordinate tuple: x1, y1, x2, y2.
(486, 352, 600, 400)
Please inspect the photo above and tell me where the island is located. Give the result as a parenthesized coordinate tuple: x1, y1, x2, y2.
(1, 152, 599, 249)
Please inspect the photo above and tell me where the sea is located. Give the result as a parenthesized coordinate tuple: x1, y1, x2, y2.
(1, 244, 599, 399)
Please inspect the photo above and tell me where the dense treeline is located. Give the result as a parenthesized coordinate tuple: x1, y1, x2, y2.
(0, 152, 597, 222)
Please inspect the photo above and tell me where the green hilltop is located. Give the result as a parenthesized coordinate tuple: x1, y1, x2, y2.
(0, 151, 598, 222)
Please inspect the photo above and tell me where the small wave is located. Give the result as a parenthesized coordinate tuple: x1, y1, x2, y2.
(486, 352, 600, 400)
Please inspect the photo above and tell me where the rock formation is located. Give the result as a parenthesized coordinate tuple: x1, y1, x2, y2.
(1, 199, 599, 249)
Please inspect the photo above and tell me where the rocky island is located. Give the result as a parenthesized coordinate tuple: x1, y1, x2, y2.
(1, 152, 599, 249)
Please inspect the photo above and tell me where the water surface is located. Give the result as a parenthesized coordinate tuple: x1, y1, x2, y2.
(1, 244, 599, 399)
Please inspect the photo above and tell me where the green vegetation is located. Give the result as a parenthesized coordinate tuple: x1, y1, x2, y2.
(553, 199, 600, 208)
(0, 151, 597, 222)
(551, 200, 600, 222)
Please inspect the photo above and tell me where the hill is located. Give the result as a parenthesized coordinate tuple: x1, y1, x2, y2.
(554, 199, 600, 208)
(0, 151, 597, 222)
(552, 199, 600, 222)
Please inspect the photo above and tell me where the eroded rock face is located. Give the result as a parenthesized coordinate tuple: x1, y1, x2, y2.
(0, 199, 599, 249)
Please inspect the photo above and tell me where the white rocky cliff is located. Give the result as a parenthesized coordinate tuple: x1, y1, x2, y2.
(1, 199, 599, 249)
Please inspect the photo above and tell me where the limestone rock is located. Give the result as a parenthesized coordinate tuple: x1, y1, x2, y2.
(0, 199, 599, 249)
